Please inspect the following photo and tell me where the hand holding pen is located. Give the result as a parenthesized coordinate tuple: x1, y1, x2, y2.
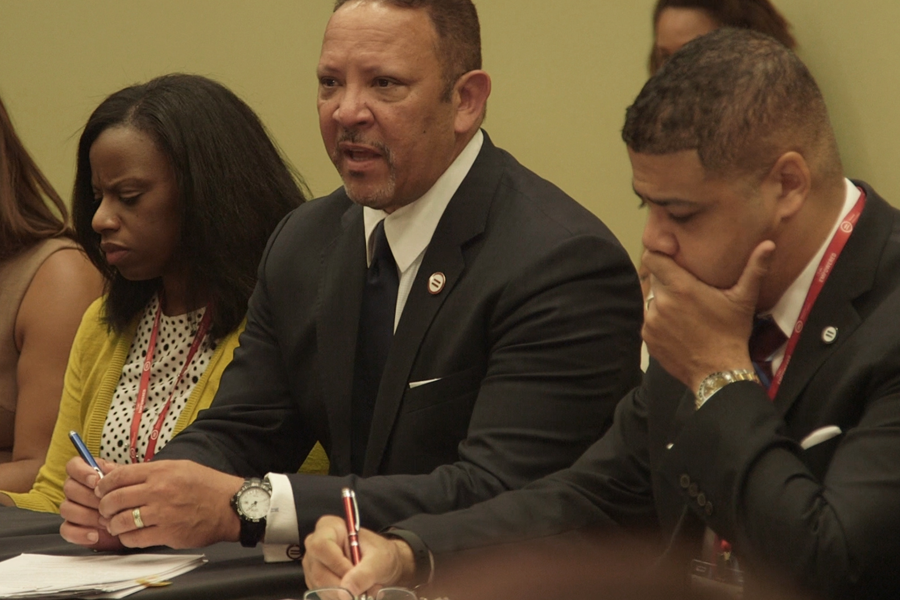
(69, 431, 104, 480)
(59, 431, 126, 552)
(303, 512, 421, 595)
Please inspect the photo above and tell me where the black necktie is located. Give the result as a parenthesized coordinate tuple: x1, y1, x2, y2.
(351, 220, 399, 473)
(749, 316, 788, 388)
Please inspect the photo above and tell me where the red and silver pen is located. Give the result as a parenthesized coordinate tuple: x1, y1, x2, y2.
(341, 487, 362, 565)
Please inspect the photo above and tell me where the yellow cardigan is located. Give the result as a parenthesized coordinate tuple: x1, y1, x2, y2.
(4, 298, 242, 513)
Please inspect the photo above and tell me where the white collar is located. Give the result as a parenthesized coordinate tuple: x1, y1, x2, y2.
(768, 178, 861, 335)
(362, 130, 484, 272)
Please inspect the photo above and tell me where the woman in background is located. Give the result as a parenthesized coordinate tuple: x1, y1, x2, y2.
(0, 73, 314, 514)
(649, 0, 795, 73)
(0, 94, 103, 493)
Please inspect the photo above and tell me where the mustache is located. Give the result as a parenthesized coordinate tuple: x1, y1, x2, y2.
(333, 130, 393, 164)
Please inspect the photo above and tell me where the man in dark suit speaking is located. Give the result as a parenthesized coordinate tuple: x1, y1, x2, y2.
(302, 29, 900, 599)
(59, 0, 642, 551)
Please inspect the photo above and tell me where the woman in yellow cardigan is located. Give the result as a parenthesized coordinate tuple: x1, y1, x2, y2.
(5, 299, 243, 513)
(0, 74, 313, 512)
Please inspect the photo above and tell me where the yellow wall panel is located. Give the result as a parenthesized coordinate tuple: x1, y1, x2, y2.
(1, 0, 897, 263)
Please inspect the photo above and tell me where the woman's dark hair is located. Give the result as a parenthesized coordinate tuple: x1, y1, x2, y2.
(649, 0, 796, 73)
(0, 92, 71, 259)
(72, 73, 305, 340)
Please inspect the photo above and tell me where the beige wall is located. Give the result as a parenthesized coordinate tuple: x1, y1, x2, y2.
(1, 1, 897, 264)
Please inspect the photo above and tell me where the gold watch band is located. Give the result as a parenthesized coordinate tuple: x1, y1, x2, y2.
(695, 369, 760, 409)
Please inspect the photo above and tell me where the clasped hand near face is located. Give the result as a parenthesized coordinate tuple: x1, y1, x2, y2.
(641, 240, 775, 393)
(303, 516, 417, 597)
(60, 456, 244, 550)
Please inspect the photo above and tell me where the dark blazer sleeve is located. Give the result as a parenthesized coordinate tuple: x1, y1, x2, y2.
(393, 380, 660, 557)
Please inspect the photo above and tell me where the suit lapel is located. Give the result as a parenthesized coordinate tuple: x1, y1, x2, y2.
(362, 134, 504, 474)
(773, 186, 891, 414)
(316, 202, 367, 473)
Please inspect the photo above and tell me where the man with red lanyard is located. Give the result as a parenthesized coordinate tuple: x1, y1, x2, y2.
(300, 29, 900, 599)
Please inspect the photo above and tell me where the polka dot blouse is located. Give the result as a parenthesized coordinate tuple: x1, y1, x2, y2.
(101, 294, 216, 464)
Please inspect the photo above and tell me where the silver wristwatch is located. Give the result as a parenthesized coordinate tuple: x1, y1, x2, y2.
(695, 369, 760, 410)
(231, 476, 272, 547)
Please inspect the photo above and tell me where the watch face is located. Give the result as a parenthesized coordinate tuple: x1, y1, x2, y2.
(238, 487, 270, 520)
(710, 373, 731, 387)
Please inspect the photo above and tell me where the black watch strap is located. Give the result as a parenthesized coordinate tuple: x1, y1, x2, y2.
(232, 477, 271, 548)
(240, 518, 267, 548)
(382, 527, 433, 588)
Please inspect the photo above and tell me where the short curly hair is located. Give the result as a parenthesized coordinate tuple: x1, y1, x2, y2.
(625, 28, 841, 185)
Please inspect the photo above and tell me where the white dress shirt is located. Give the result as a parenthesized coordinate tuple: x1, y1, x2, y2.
(262, 131, 484, 552)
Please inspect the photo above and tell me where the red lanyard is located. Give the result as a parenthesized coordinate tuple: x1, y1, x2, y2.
(129, 297, 212, 464)
(766, 188, 866, 399)
(710, 191, 866, 565)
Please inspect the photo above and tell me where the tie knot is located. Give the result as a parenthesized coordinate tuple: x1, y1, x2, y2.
(749, 316, 787, 364)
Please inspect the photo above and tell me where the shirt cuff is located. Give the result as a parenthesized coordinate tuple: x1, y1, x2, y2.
(263, 472, 300, 544)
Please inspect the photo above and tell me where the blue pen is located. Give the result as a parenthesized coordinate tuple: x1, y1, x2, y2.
(68, 430, 104, 480)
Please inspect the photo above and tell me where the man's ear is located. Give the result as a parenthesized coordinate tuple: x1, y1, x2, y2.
(766, 151, 811, 223)
(452, 70, 491, 135)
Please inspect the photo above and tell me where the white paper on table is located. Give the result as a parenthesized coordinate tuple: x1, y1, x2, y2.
(0, 552, 206, 598)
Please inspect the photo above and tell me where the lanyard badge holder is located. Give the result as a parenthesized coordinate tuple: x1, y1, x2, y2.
(690, 539, 744, 599)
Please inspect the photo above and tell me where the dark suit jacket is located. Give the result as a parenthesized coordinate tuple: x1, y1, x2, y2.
(401, 182, 900, 599)
(158, 133, 643, 536)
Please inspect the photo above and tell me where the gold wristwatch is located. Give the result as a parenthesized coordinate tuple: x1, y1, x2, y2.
(695, 369, 760, 410)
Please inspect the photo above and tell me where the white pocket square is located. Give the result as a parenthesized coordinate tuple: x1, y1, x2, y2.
(800, 425, 842, 450)
(408, 378, 441, 389)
